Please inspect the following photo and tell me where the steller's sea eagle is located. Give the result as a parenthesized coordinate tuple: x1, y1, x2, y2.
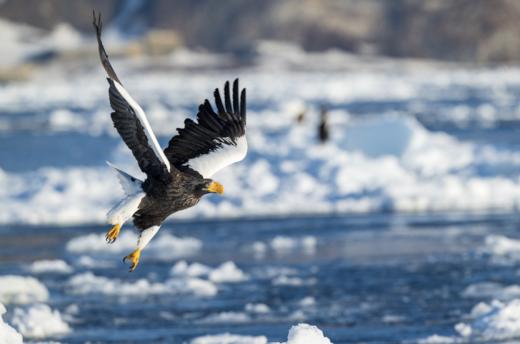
(93, 12, 247, 271)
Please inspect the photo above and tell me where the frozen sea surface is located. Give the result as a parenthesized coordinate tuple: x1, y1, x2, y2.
(2, 213, 520, 343)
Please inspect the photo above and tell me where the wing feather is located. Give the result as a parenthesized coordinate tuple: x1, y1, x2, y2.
(93, 11, 171, 178)
(164, 79, 247, 178)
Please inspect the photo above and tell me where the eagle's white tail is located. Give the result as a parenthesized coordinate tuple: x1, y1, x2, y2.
(106, 161, 143, 196)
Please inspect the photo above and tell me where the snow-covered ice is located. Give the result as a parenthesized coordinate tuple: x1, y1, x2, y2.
(4, 64, 520, 224)
(0, 276, 49, 304)
(191, 333, 267, 344)
(0, 303, 23, 344)
(66, 231, 201, 260)
(67, 272, 218, 297)
(29, 259, 73, 274)
(10, 304, 70, 339)
(273, 323, 332, 344)
(170, 261, 248, 283)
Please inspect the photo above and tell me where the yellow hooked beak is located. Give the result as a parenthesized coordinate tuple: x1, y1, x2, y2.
(207, 181, 224, 195)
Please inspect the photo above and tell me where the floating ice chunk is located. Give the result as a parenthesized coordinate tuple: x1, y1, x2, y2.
(29, 259, 73, 274)
(0, 303, 23, 344)
(208, 262, 248, 283)
(171, 260, 211, 277)
(11, 304, 70, 339)
(299, 297, 316, 307)
(457, 299, 520, 340)
(166, 276, 218, 297)
(423, 299, 520, 342)
(67, 272, 217, 297)
(191, 333, 267, 344)
(200, 311, 250, 324)
(418, 335, 458, 343)
(67, 272, 168, 296)
(273, 323, 332, 344)
(0, 276, 49, 304)
(463, 282, 520, 300)
(66, 232, 201, 260)
(270, 236, 317, 254)
(245, 303, 270, 314)
(480, 235, 520, 261)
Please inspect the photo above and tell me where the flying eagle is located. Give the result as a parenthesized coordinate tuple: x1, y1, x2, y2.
(93, 13, 247, 271)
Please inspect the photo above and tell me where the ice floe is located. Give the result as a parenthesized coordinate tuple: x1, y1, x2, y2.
(0, 303, 23, 344)
(67, 272, 217, 297)
(274, 323, 332, 344)
(66, 231, 201, 260)
(4, 65, 520, 224)
(0, 276, 49, 304)
(422, 299, 520, 343)
(29, 259, 73, 274)
(191, 333, 267, 344)
(190, 323, 331, 344)
(171, 261, 248, 283)
(10, 304, 70, 339)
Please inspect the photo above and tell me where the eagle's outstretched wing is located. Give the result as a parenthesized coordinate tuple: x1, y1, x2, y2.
(93, 12, 171, 179)
(164, 79, 247, 178)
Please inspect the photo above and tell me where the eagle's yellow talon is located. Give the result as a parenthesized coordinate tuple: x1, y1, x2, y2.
(105, 224, 121, 244)
(123, 248, 141, 272)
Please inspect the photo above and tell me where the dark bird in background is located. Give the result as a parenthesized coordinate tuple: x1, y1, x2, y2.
(295, 109, 306, 124)
(93, 12, 248, 271)
(318, 105, 329, 143)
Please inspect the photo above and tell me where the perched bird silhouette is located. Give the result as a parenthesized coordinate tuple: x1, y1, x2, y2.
(93, 12, 248, 271)
(318, 106, 329, 143)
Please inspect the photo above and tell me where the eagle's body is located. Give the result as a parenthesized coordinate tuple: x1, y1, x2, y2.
(93, 13, 248, 270)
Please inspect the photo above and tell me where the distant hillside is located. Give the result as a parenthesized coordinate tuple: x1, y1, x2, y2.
(2, 0, 520, 63)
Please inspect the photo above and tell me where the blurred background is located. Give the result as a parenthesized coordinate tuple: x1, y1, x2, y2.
(4, 1, 520, 343)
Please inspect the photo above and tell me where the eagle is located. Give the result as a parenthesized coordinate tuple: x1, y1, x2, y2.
(92, 13, 248, 271)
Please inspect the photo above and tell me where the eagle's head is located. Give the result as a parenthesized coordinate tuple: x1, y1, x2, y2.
(196, 179, 224, 197)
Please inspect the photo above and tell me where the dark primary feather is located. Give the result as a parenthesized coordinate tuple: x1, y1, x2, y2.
(94, 11, 168, 180)
(163, 79, 247, 171)
(92, 11, 121, 84)
(108, 79, 168, 180)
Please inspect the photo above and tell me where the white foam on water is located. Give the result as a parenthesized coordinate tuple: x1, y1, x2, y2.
(10, 304, 70, 339)
(0, 276, 49, 304)
(0, 302, 23, 344)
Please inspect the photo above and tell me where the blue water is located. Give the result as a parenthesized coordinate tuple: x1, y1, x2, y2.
(2, 212, 520, 343)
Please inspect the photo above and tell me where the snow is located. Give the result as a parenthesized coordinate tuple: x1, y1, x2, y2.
(423, 299, 520, 342)
(0, 303, 23, 344)
(10, 304, 70, 339)
(191, 334, 267, 344)
(170, 261, 248, 283)
(479, 235, 520, 263)
(273, 323, 333, 344)
(0, 276, 49, 304)
(67, 272, 217, 297)
(4, 65, 520, 224)
(29, 259, 73, 274)
(66, 232, 201, 260)
(208, 262, 249, 283)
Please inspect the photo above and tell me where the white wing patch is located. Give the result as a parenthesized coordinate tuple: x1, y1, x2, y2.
(186, 136, 248, 178)
(112, 80, 171, 172)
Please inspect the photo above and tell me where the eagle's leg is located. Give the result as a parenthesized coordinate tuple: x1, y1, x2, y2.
(122, 225, 160, 272)
(123, 248, 141, 272)
(105, 223, 121, 244)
